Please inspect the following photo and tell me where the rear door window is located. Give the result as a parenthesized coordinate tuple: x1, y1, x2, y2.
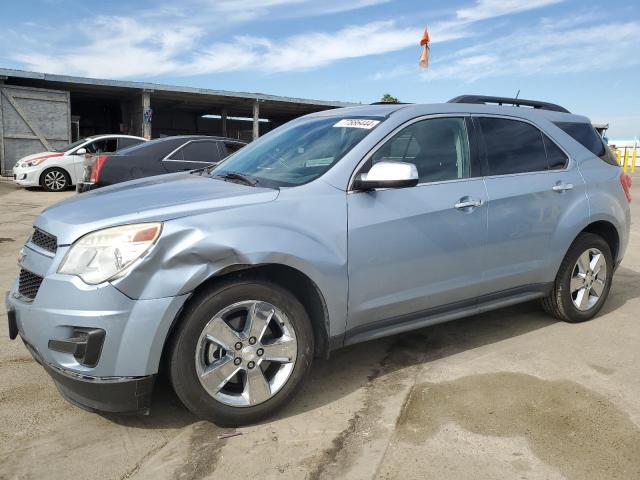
(554, 122, 617, 165)
(117, 137, 144, 150)
(478, 118, 548, 175)
(542, 135, 568, 170)
(180, 141, 221, 163)
(222, 141, 245, 157)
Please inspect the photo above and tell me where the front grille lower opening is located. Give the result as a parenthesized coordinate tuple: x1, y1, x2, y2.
(18, 269, 44, 300)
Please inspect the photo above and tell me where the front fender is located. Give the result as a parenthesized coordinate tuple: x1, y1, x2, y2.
(111, 182, 349, 336)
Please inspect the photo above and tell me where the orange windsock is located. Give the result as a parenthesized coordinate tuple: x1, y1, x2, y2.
(419, 27, 430, 69)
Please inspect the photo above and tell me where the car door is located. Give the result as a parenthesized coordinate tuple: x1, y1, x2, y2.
(475, 116, 587, 294)
(72, 138, 117, 183)
(163, 140, 222, 172)
(346, 116, 488, 333)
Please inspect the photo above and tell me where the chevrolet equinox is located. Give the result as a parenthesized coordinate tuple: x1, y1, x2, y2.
(6, 96, 632, 426)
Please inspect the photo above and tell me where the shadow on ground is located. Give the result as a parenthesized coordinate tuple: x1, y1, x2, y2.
(102, 265, 640, 431)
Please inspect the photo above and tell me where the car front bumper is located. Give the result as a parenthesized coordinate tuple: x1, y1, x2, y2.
(12, 165, 41, 187)
(6, 243, 189, 414)
(21, 334, 156, 414)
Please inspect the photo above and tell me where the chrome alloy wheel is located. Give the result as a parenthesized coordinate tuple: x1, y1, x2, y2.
(44, 170, 67, 191)
(195, 300, 298, 407)
(570, 248, 607, 311)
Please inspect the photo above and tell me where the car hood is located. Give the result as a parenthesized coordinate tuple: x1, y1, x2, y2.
(16, 151, 63, 165)
(34, 173, 279, 244)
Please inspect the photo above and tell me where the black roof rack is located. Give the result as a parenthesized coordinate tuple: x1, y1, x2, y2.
(369, 101, 413, 105)
(448, 95, 570, 113)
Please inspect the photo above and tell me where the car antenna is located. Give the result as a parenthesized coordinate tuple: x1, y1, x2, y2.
(515, 89, 520, 99)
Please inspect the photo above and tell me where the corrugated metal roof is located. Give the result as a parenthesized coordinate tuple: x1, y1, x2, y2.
(0, 67, 357, 108)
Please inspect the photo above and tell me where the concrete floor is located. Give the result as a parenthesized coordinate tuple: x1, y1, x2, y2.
(0, 176, 639, 480)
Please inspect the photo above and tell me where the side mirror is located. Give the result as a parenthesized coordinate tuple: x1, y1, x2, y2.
(353, 161, 419, 190)
(76, 148, 87, 155)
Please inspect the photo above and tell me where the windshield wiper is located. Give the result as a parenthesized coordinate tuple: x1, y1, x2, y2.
(214, 171, 259, 186)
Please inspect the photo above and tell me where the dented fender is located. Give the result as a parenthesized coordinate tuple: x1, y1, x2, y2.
(110, 180, 349, 338)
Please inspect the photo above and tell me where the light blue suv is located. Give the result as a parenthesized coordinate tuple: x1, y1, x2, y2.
(6, 96, 632, 426)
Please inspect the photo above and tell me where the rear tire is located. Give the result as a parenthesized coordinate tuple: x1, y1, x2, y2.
(541, 233, 613, 322)
(169, 279, 314, 426)
(40, 167, 70, 192)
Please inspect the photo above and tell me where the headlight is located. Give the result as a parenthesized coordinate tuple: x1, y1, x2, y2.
(23, 157, 50, 167)
(58, 223, 162, 284)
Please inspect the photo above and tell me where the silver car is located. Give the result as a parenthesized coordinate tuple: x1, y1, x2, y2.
(6, 96, 632, 426)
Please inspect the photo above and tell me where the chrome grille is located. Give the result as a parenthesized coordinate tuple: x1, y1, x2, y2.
(18, 269, 44, 300)
(31, 228, 57, 253)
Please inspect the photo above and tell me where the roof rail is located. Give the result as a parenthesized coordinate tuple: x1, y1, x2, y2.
(448, 95, 570, 113)
(369, 101, 413, 105)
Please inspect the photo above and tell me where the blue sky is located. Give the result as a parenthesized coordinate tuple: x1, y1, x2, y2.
(1, 0, 639, 137)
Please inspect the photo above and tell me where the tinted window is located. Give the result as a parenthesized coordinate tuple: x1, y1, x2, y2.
(117, 138, 144, 150)
(543, 135, 568, 170)
(86, 138, 117, 153)
(223, 141, 245, 156)
(479, 118, 547, 175)
(554, 122, 617, 165)
(180, 141, 221, 163)
(369, 117, 470, 183)
(118, 137, 186, 157)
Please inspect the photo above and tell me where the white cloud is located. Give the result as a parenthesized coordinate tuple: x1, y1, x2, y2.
(424, 20, 640, 82)
(9, 0, 571, 79)
(13, 17, 202, 78)
(456, 0, 564, 22)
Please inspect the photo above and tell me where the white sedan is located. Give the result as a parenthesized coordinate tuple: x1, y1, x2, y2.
(12, 134, 146, 191)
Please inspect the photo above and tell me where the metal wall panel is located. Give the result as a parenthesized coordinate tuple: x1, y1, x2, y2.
(0, 85, 70, 175)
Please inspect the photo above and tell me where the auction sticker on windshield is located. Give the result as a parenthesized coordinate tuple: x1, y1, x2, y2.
(333, 119, 380, 129)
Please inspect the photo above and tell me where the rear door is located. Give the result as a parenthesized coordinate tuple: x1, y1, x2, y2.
(476, 116, 587, 294)
(347, 115, 488, 334)
(163, 140, 221, 172)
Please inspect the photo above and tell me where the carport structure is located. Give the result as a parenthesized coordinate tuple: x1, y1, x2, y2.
(0, 68, 355, 175)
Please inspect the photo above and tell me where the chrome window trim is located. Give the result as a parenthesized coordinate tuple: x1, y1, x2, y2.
(162, 139, 221, 163)
(471, 113, 572, 178)
(348, 113, 472, 192)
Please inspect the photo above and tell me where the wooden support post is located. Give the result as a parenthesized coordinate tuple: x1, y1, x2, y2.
(252, 100, 260, 141)
(221, 109, 228, 137)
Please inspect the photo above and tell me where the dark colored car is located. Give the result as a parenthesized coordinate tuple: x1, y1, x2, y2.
(77, 135, 246, 192)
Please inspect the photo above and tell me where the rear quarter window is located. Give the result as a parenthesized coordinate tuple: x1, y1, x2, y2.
(478, 117, 549, 175)
(554, 122, 618, 166)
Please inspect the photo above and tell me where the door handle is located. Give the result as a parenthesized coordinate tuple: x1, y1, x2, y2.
(552, 182, 574, 192)
(454, 199, 483, 210)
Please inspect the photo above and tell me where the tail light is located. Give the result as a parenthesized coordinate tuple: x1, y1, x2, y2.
(620, 172, 632, 203)
(90, 155, 109, 183)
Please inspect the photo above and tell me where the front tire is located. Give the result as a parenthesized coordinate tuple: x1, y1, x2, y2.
(40, 167, 70, 191)
(169, 279, 314, 426)
(542, 233, 613, 322)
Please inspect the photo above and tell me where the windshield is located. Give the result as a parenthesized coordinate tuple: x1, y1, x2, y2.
(53, 138, 90, 152)
(210, 116, 382, 188)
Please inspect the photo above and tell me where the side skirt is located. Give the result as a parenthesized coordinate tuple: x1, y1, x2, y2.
(337, 283, 552, 349)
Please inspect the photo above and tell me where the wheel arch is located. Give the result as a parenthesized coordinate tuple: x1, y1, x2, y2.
(161, 263, 332, 375)
(39, 165, 72, 186)
(580, 220, 620, 263)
